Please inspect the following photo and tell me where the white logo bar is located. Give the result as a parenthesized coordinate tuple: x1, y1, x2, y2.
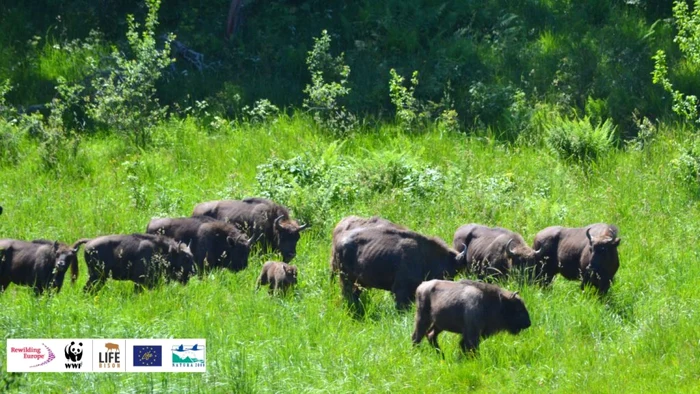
(7, 339, 206, 373)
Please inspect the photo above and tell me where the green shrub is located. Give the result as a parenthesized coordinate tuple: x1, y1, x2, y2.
(652, 0, 700, 124)
(545, 115, 616, 162)
(84, 0, 174, 148)
(670, 136, 700, 187)
(303, 30, 356, 136)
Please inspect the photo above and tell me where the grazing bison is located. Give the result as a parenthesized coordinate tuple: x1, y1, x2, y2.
(453, 224, 541, 280)
(77, 233, 195, 293)
(532, 223, 621, 293)
(0, 239, 81, 295)
(146, 216, 254, 274)
(256, 261, 298, 294)
(412, 279, 531, 353)
(331, 222, 467, 310)
(330, 216, 406, 281)
(192, 198, 309, 263)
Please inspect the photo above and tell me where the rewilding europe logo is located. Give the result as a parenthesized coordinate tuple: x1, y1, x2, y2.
(172, 343, 206, 368)
(9, 344, 55, 368)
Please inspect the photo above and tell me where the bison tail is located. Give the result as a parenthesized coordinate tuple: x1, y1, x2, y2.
(70, 258, 79, 285)
(71, 239, 90, 250)
(69, 239, 90, 284)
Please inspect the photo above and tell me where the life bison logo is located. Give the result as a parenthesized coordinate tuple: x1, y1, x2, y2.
(64, 341, 84, 369)
(98, 342, 121, 369)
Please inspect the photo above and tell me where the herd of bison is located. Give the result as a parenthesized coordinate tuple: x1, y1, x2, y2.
(0, 198, 621, 353)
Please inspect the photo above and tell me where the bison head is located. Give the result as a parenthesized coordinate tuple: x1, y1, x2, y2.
(505, 238, 542, 270)
(168, 242, 196, 284)
(584, 228, 621, 289)
(500, 291, 531, 334)
(223, 233, 254, 271)
(284, 264, 298, 284)
(45, 241, 81, 287)
(273, 215, 310, 263)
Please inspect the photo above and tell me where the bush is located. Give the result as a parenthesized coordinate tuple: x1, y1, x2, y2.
(303, 30, 356, 136)
(671, 137, 700, 187)
(545, 115, 616, 162)
(84, 0, 174, 148)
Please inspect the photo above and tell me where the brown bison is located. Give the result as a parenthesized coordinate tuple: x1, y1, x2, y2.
(256, 261, 298, 294)
(146, 216, 254, 274)
(453, 224, 541, 280)
(0, 239, 81, 295)
(331, 219, 467, 310)
(532, 223, 621, 293)
(77, 233, 196, 293)
(412, 279, 531, 353)
(329, 215, 406, 281)
(192, 198, 309, 263)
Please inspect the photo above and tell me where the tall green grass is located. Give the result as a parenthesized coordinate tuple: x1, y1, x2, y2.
(1, 116, 699, 392)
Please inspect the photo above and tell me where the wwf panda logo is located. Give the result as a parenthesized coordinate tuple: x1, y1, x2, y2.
(64, 341, 83, 362)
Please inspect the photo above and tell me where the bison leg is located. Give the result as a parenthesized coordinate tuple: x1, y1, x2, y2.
(340, 275, 361, 307)
(459, 331, 480, 353)
(83, 275, 106, 294)
(427, 328, 442, 352)
(392, 283, 417, 311)
(0, 277, 10, 293)
(33, 285, 45, 297)
(412, 293, 432, 346)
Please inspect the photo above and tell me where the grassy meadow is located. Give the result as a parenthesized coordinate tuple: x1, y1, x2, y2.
(0, 117, 700, 393)
(1, 115, 700, 393)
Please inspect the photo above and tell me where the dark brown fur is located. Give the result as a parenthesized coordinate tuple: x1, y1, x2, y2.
(532, 223, 621, 293)
(192, 198, 309, 263)
(329, 216, 406, 282)
(146, 216, 253, 274)
(412, 279, 531, 353)
(256, 261, 298, 294)
(0, 239, 81, 295)
(453, 224, 541, 280)
(331, 221, 467, 310)
(77, 233, 196, 293)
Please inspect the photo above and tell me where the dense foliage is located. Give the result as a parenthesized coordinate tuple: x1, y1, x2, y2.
(0, 0, 695, 135)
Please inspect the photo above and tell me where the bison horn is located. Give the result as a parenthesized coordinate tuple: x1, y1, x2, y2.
(586, 228, 593, 244)
(455, 243, 467, 261)
(511, 291, 519, 298)
(534, 247, 542, 256)
(245, 234, 257, 246)
(506, 238, 516, 256)
(298, 223, 310, 232)
(274, 215, 285, 228)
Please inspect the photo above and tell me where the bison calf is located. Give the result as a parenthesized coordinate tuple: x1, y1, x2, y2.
(412, 279, 531, 353)
(256, 261, 297, 295)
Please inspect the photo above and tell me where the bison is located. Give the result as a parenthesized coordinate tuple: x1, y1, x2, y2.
(256, 261, 298, 295)
(77, 233, 196, 293)
(412, 279, 531, 353)
(0, 239, 81, 295)
(192, 198, 309, 263)
(146, 216, 254, 274)
(532, 223, 621, 293)
(331, 219, 467, 310)
(453, 224, 541, 280)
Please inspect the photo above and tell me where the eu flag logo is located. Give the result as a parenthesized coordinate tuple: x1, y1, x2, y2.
(133, 346, 162, 367)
